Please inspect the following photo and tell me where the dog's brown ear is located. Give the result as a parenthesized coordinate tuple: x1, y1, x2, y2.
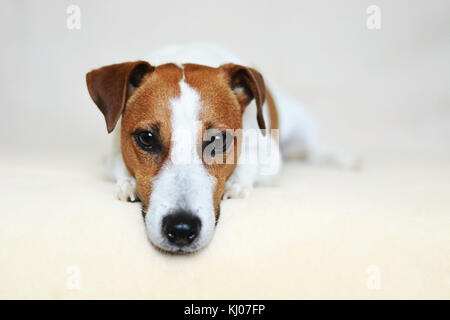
(86, 61, 154, 133)
(221, 63, 266, 132)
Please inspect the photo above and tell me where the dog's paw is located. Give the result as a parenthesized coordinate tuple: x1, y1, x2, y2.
(115, 178, 137, 202)
(223, 181, 252, 199)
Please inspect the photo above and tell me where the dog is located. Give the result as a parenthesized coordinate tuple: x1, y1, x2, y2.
(86, 44, 358, 253)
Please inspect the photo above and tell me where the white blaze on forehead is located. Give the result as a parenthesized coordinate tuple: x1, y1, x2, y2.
(145, 71, 217, 252)
(170, 78, 201, 165)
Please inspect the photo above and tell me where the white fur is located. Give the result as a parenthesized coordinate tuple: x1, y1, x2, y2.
(145, 74, 216, 252)
(147, 43, 248, 68)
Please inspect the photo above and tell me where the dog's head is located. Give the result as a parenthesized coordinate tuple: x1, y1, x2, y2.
(86, 61, 266, 253)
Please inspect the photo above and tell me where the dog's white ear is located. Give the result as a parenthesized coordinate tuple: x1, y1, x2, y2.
(86, 61, 154, 133)
(220, 63, 266, 132)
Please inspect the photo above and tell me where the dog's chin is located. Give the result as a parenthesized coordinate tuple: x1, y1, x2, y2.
(147, 237, 210, 255)
(155, 245, 200, 255)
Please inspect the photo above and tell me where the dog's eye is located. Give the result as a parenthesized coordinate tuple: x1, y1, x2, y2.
(133, 130, 159, 152)
(204, 130, 233, 157)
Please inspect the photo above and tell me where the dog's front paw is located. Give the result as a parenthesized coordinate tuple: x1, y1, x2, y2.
(223, 181, 252, 199)
(115, 178, 137, 202)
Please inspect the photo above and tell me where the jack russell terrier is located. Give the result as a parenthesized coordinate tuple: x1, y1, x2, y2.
(86, 44, 358, 253)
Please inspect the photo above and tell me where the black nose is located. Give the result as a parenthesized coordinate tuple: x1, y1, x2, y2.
(162, 212, 201, 247)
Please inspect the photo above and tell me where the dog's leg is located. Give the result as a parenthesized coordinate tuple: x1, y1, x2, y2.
(283, 127, 361, 169)
(223, 163, 258, 199)
(224, 133, 282, 199)
(275, 87, 361, 169)
(106, 128, 138, 202)
(304, 145, 361, 169)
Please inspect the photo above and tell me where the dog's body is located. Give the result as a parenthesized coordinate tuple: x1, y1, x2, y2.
(87, 44, 357, 253)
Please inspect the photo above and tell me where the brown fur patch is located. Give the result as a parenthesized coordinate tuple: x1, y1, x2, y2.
(266, 88, 279, 139)
(120, 64, 183, 209)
